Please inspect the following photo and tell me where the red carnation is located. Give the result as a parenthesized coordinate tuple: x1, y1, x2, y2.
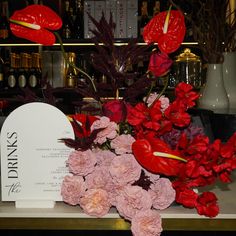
(196, 192, 219, 218)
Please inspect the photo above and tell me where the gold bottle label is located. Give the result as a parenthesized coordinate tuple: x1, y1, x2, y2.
(67, 75, 76, 87)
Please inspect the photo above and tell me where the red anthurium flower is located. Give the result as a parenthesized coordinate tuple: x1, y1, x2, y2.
(196, 192, 219, 218)
(148, 50, 173, 77)
(143, 9, 186, 53)
(10, 5, 62, 45)
(132, 137, 186, 176)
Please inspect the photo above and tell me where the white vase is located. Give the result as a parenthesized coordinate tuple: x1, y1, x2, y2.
(198, 63, 229, 114)
(223, 52, 236, 114)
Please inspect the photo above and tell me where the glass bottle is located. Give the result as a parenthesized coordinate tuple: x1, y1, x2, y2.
(0, 0, 10, 39)
(153, 1, 160, 16)
(74, 0, 84, 39)
(139, 1, 149, 37)
(7, 53, 18, 89)
(62, 0, 73, 39)
(65, 52, 78, 88)
(29, 53, 42, 89)
(0, 57, 4, 90)
(18, 53, 29, 88)
(125, 57, 134, 86)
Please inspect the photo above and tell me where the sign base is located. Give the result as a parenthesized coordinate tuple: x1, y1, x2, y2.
(15, 200, 55, 208)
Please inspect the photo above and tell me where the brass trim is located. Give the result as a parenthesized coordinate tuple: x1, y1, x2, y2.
(1, 218, 236, 231)
(0, 42, 199, 47)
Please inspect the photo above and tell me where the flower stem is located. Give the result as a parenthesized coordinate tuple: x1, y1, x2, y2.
(54, 32, 97, 92)
(144, 73, 156, 104)
(149, 76, 169, 108)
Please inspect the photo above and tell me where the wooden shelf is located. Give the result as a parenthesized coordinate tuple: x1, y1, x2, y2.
(1, 171, 236, 231)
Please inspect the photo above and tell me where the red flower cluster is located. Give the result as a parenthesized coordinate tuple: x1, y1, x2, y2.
(172, 132, 236, 217)
(125, 82, 236, 217)
(127, 83, 199, 138)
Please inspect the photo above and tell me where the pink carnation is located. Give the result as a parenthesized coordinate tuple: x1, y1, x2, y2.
(131, 209, 163, 236)
(109, 154, 142, 185)
(67, 150, 97, 176)
(95, 149, 116, 167)
(144, 169, 160, 183)
(149, 178, 176, 210)
(144, 93, 169, 111)
(106, 180, 126, 206)
(91, 116, 118, 144)
(85, 166, 111, 190)
(80, 188, 111, 217)
(110, 134, 135, 155)
(116, 185, 152, 220)
(61, 175, 86, 206)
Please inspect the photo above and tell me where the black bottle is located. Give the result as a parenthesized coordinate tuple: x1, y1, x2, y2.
(74, 0, 84, 39)
(139, 1, 150, 38)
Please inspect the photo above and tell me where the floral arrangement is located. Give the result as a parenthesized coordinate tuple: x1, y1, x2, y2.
(170, 0, 236, 63)
(8, 4, 236, 236)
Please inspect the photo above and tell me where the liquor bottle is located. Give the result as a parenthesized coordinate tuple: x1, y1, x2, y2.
(74, 0, 84, 39)
(125, 57, 134, 86)
(28, 53, 42, 89)
(65, 52, 78, 88)
(0, 57, 4, 90)
(139, 1, 149, 38)
(18, 53, 29, 88)
(62, 0, 74, 39)
(153, 1, 160, 16)
(0, 1, 10, 39)
(7, 53, 18, 89)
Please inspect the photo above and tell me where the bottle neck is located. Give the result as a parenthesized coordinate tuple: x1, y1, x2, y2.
(10, 53, 17, 68)
(32, 53, 41, 69)
(20, 53, 29, 70)
(141, 2, 148, 16)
